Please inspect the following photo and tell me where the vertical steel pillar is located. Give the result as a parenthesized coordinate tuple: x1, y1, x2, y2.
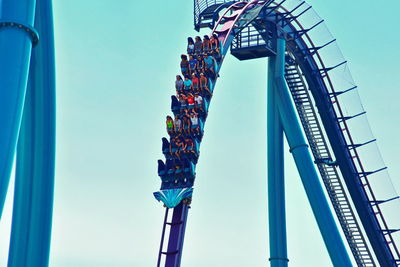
(267, 56, 288, 267)
(0, 0, 37, 219)
(7, 0, 56, 266)
(273, 36, 352, 266)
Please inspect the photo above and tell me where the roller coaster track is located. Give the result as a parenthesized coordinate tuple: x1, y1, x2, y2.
(155, 1, 400, 266)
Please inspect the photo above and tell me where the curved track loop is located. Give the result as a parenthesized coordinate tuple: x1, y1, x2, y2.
(156, 1, 400, 266)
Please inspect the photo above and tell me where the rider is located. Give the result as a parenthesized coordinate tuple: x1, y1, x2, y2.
(175, 75, 184, 95)
(199, 73, 212, 97)
(194, 92, 203, 112)
(211, 34, 221, 61)
(190, 111, 200, 135)
(182, 115, 191, 135)
(188, 55, 198, 75)
(183, 76, 192, 93)
(180, 54, 189, 77)
(174, 115, 182, 134)
(187, 93, 195, 110)
(191, 73, 199, 93)
(184, 137, 195, 156)
(194, 36, 203, 55)
(196, 55, 205, 74)
(187, 37, 195, 56)
(203, 54, 215, 78)
(178, 94, 187, 110)
(166, 116, 174, 135)
(202, 35, 211, 54)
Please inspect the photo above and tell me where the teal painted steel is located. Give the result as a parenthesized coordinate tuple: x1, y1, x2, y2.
(0, 0, 37, 219)
(274, 37, 352, 267)
(267, 56, 288, 267)
(154, 188, 194, 208)
(7, 0, 56, 266)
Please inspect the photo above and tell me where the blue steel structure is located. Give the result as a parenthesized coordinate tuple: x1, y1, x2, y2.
(0, 0, 56, 266)
(1, 0, 399, 266)
(155, 1, 400, 267)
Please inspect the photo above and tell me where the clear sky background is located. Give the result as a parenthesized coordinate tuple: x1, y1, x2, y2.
(1, 0, 400, 266)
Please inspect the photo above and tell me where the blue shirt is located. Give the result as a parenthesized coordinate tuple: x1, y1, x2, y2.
(183, 79, 192, 90)
(204, 56, 214, 68)
(189, 59, 198, 69)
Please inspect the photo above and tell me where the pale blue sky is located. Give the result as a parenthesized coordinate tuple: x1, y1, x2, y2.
(1, 0, 400, 266)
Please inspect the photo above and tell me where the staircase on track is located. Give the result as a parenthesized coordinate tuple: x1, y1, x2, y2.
(284, 57, 376, 267)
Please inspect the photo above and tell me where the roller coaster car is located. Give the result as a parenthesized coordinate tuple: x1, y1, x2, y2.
(162, 137, 170, 154)
(203, 98, 210, 113)
(165, 160, 176, 177)
(196, 113, 205, 123)
(157, 160, 180, 184)
(192, 126, 204, 144)
(157, 160, 167, 178)
(182, 159, 195, 179)
(158, 160, 195, 189)
(198, 118, 204, 132)
(208, 78, 215, 93)
(193, 139, 200, 154)
(171, 96, 181, 113)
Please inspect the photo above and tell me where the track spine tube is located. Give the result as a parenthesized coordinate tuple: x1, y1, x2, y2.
(273, 37, 352, 267)
(267, 56, 288, 267)
(0, 0, 37, 220)
(7, 0, 56, 265)
(164, 203, 189, 267)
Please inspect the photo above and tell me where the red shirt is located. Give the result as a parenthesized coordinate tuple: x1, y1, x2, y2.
(192, 77, 199, 85)
(187, 96, 195, 105)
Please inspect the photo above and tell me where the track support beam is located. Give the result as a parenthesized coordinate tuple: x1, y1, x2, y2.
(267, 55, 288, 267)
(271, 37, 353, 267)
(7, 0, 56, 265)
(0, 0, 37, 220)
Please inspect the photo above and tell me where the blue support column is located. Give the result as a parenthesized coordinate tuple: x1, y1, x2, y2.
(273, 37, 352, 266)
(0, 0, 37, 219)
(267, 56, 288, 267)
(164, 204, 189, 267)
(7, 0, 56, 266)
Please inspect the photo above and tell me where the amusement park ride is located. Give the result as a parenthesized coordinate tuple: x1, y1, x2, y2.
(0, 0, 399, 267)
(153, 0, 400, 267)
